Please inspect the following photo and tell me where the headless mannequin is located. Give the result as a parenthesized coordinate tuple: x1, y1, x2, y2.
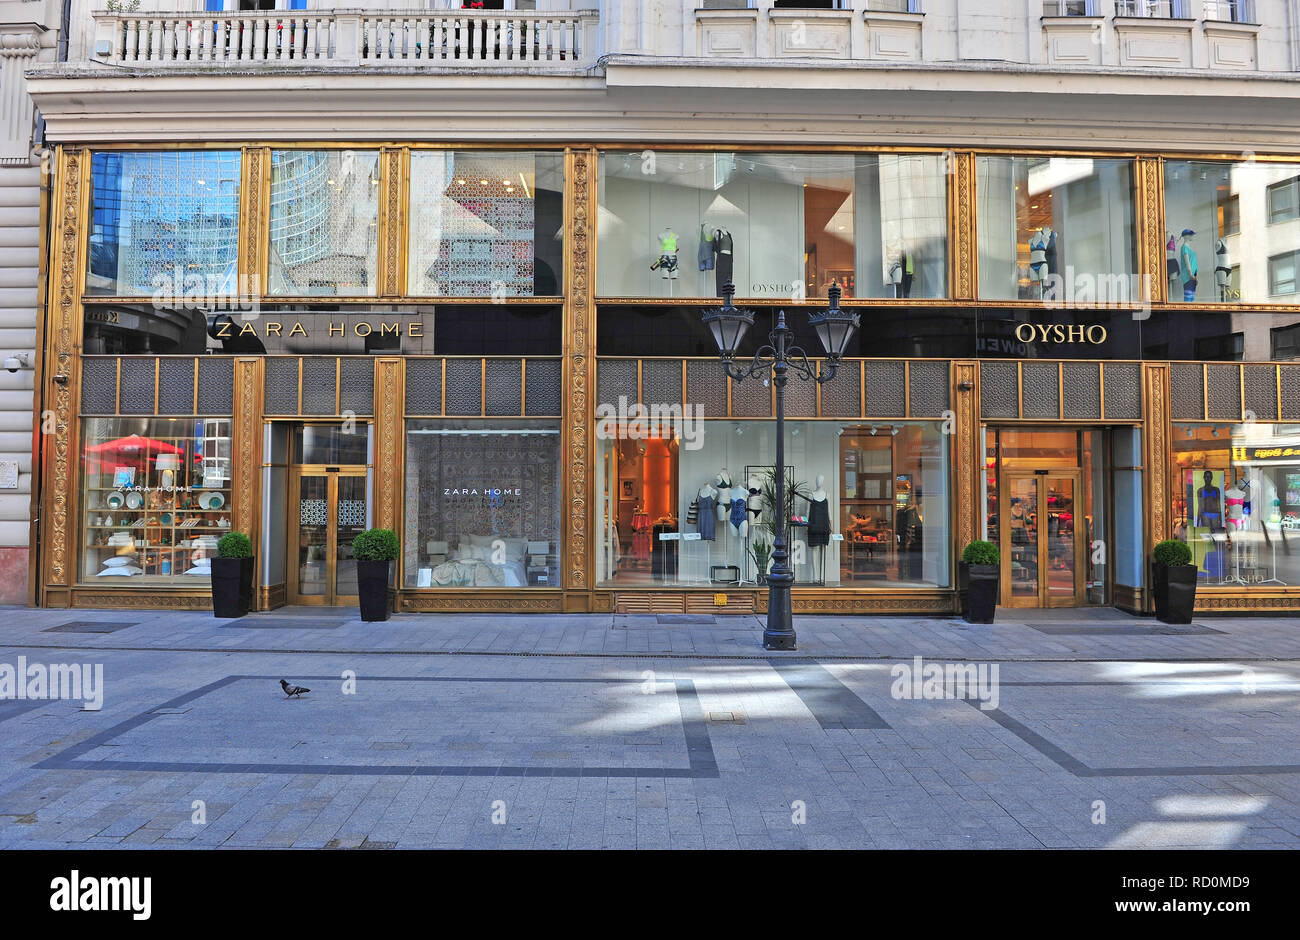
(696, 481, 718, 541)
(746, 475, 763, 526)
(714, 469, 732, 522)
(1215, 238, 1231, 301)
(1226, 478, 1246, 530)
(727, 483, 749, 538)
(652, 228, 679, 280)
(1028, 228, 1049, 298)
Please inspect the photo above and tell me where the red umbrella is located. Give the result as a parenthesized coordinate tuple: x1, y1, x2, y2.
(84, 434, 185, 476)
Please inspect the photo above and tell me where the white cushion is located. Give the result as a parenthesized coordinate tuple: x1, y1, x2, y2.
(96, 566, 143, 576)
(101, 556, 133, 568)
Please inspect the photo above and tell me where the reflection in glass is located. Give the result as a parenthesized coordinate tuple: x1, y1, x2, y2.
(80, 417, 233, 584)
(403, 420, 561, 588)
(1171, 423, 1300, 587)
(269, 150, 380, 296)
(407, 151, 564, 297)
(335, 475, 366, 596)
(87, 151, 241, 297)
(297, 475, 329, 596)
(1164, 161, 1300, 304)
(597, 151, 948, 299)
(294, 424, 370, 465)
(977, 156, 1136, 301)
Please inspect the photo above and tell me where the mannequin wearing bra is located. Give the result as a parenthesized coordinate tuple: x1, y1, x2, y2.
(1215, 238, 1231, 300)
(714, 470, 732, 523)
(1028, 229, 1048, 291)
(746, 475, 763, 525)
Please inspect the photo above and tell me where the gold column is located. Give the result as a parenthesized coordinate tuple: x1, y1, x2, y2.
(239, 147, 270, 299)
(374, 357, 405, 532)
(1142, 362, 1171, 610)
(232, 357, 264, 600)
(40, 147, 90, 604)
(1135, 156, 1166, 306)
(951, 152, 977, 301)
(953, 360, 981, 561)
(562, 148, 596, 610)
(377, 147, 407, 298)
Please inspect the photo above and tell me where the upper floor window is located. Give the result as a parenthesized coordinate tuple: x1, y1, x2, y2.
(1202, 0, 1255, 23)
(1272, 323, 1300, 360)
(1270, 251, 1299, 297)
(1044, 1, 1098, 15)
(1267, 177, 1300, 225)
(1115, 1, 1191, 17)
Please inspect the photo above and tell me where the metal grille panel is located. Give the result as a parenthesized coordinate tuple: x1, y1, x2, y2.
(908, 360, 949, 418)
(301, 357, 338, 415)
(1169, 363, 1204, 421)
(485, 358, 523, 416)
(1062, 362, 1101, 420)
(404, 359, 442, 415)
(819, 360, 860, 417)
(785, 370, 816, 417)
(980, 362, 1018, 419)
(196, 357, 234, 414)
(1102, 363, 1142, 420)
(80, 358, 117, 414)
(730, 374, 771, 417)
(263, 358, 299, 415)
(340, 358, 374, 416)
(641, 360, 682, 410)
(597, 359, 637, 411)
(1282, 366, 1300, 421)
(524, 359, 561, 416)
(1206, 363, 1242, 421)
(1243, 365, 1278, 422)
(444, 358, 482, 415)
(864, 360, 906, 417)
(686, 360, 727, 420)
(1021, 362, 1060, 419)
(118, 359, 154, 415)
(157, 358, 195, 414)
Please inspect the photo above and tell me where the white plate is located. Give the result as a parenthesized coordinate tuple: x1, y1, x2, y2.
(125, 491, 143, 509)
(105, 491, 124, 510)
(199, 491, 224, 510)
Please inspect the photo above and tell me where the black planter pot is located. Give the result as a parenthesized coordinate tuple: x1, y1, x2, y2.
(210, 556, 254, 619)
(960, 562, 1000, 624)
(1152, 562, 1197, 624)
(357, 559, 393, 622)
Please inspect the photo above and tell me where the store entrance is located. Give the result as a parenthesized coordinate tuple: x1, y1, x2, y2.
(285, 423, 371, 607)
(985, 428, 1108, 608)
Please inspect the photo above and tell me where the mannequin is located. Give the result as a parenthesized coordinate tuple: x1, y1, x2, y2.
(1179, 229, 1198, 302)
(1166, 233, 1180, 288)
(713, 227, 734, 295)
(888, 252, 904, 297)
(1028, 228, 1049, 297)
(1226, 477, 1246, 530)
(696, 480, 718, 541)
(698, 224, 714, 274)
(714, 469, 732, 522)
(727, 482, 749, 538)
(746, 475, 764, 527)
(1196, 470, 1222, 531)
(1215, 238, 1231, 301)
(806, 475, 830, 547)
(651, 228, 679, 280)
(1043, 226, 1057, 276)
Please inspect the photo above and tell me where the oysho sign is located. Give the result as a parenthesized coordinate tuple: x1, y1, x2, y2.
(1013, 323, 1108, 345)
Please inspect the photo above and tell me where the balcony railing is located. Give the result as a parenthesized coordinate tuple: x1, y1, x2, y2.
(92, 9, 600, 67)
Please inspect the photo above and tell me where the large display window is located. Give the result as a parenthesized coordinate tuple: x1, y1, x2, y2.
(977, 156, 1137, 301)
(80, 417, 233, 584)
(402, 420, 561, 588)
(268, 150, 381, 297)
(1164, 161, 1300, 304)
(596, 151, 948, 300)
(407, 151, 564, 297)
(595, 419, 950, 589)
(1171, 424, 1300, 587)
(86, 151, 241, 298)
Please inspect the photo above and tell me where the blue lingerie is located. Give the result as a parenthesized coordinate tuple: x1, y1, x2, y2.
(729, 497, 747, 528)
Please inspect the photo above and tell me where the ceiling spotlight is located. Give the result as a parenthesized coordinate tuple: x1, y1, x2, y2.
(1212, 428, 1220, 437)
(501, 179, 511, 186)
(479, 179, 489, 185)
(870, 426, 878, 436)
(456, 178, 467, 185)
(736, 426, 744, 436)
(891, 427, 900, 436)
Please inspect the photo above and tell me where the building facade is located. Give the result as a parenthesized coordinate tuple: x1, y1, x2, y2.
(20, 0, 1300, 615)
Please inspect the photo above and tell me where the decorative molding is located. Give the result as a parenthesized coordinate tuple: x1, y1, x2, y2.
(71, 592, 214, 610)
(1195, 592, 1300, 611)
(378, 147, 405, 297)
(239, 147, 268, 299)
(787, 594, 956, 614)
(374, 358, 404, 532)
(398, 592, 564, 612)
(563, 148, 595, 592)
(259, 582, 288, 610)
(953, 360, 979, 555)
(952, 152, 976, 301)
(232, 357, 263, 540)
(1136, 157, 1165, 304)
(1142, 362, 1171, 551)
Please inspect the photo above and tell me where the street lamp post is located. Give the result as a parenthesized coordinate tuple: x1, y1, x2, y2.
(702, 282, 860, 650)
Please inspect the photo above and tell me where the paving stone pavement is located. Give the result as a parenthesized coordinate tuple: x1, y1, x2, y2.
(0, 604, 1297, 849)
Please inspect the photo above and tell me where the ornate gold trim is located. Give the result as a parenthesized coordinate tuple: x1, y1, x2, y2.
(562, 148, 596, 598)
(70, 591, 214, 610)
(952, 152, 977, 301)
(232, 357, 264, 557)
(374, 357, 404, 535)
(1195, 592, 1300, 612)
(399, 592, 564, 613)
(1135, 157, 1165, 305)
(377, 146, 405, 297)
(953, 360, 980, 557)
(1142, 362, 1171, 557)
(259, 582, 288, 610)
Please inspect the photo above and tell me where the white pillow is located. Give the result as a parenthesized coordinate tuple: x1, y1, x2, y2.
(96, 566, 143, 577)
(101, 556, 133, 568)
(184, 566, 212, 575)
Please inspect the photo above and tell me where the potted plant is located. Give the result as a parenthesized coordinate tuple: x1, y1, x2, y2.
(211, 532, 254, 619)
(1152, 539, 1196, 624)
(749, 537, 772, 585)
(353, 528, 399, 622)
(960, 540, 1000, 624)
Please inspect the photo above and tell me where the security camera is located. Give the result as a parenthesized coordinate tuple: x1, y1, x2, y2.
(4, 354, 28, 374)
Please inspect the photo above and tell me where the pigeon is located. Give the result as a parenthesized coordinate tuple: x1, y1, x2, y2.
(280, 679, 310, 699)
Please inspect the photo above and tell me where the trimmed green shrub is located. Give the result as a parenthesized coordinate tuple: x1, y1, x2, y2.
(353, 528, 400, 562)
(961, 540, 1000, 566)
(1153, 539, 1193, 567)
(216, 532, 253, 559)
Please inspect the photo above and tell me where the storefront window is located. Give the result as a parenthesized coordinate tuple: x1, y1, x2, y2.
(1164, 161, 1300, 304)
(407, 151, 564, 297)
(86, 151, 241, 298)
(595, 419, 950, 588)
(1171, 424, 1300, 587)
(402, 420, 561, 588)
(977, 156, 1137, 301)
(269, 150, 381, 296)
(597, 151, 948, 299)
(80, 417, 233, 584)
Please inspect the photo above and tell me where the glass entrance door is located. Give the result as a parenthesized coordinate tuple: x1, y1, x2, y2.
(1001, 470, 1084, 608)
(288, 467, 367, 606)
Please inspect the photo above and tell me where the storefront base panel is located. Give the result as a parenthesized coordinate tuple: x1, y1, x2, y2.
(1113, 584, 1146, 616)
(259, 583, 288, 610)
(64, 589, 214, 611)
(781, 590, 959, 615)
(397, 591, 565, 613)
(1195, 591, 1300, 614)
(613, 590, 758, 615)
